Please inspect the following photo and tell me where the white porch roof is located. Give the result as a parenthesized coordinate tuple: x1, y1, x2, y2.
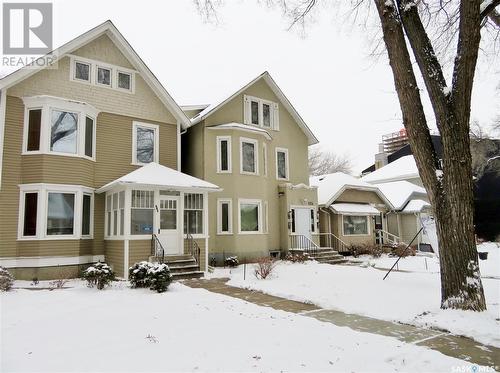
(402, 199, 431, 213)
(330, 203, 380, 216)
(96, 162, 221, 193)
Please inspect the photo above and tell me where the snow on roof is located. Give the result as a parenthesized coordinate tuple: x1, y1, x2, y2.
(402, 199, 431, 213)
(330, 203, 380, 215)
(96, 162, 220, 193)
(310, 172, 379, 206)
(207, 122, 272, 140)
(374, 181, 427, 210)
(361, 155, 419, 184)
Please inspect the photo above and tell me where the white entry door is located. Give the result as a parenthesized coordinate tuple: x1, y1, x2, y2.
(294, 208, 312, 239)
(158, 196, 181, 255)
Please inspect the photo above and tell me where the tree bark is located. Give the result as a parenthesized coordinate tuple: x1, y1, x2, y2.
(373, 0, 486, 311)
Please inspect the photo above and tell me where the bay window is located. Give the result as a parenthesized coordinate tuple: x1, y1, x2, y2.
(240, 137, 258, 175)
(22, 96, 99, 160)
(343, 215, 369, 236)
(18, 184, 94, 240)
(239, 199, 261, 234)
(184, 193, 203, 235)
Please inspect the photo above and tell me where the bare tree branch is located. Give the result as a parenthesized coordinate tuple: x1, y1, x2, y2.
(308, 147, 353, 175)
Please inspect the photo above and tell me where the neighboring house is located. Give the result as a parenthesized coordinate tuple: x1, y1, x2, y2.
(361, 155, 423, 186)
(0, 21, 219, 280)
(181, 72, 319, 263)
(310, 173, 392, 252)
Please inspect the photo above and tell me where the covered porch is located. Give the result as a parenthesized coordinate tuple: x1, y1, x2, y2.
(96, 163, 220, 278)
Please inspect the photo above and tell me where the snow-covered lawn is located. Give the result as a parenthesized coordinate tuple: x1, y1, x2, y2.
(0, 281, 478, 372)
(224, 243, 500, 348)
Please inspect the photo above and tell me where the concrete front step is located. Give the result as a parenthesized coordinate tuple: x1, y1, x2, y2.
(169, 264, 199, 273)
(172, 271, 204, 280)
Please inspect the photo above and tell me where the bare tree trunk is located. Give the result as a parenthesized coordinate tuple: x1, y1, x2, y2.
(373, 0, 486, 311)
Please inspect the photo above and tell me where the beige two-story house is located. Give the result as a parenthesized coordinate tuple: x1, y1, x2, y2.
(0, 21, 219, 280)
(181, 72, 319, 263)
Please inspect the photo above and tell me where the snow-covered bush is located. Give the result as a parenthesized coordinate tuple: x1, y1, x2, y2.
(285, 252, 311, 263)
(147, 263, 172, 293)
(0, 267, 14, 291)
(129, 261, 152, 288)
(349, 244, 382, 258)
(82, 262, 115, 290)
(224, 256, 239, 267)
(254, 257, 276, 279)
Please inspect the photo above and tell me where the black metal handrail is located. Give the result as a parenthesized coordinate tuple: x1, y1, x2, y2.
(185, 233, 201, 265)
(151, 234, 165, 263)
(289, 234, 319, 256)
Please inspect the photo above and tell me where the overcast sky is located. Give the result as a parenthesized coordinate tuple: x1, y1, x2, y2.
(13, 1, 500, 172)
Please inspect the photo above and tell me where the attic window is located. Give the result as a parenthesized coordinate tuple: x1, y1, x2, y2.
(244, 95, 279, 130)
(97, 66, 111, 86)
(118, 71, 131, 90)
(74, 61, 90, 82)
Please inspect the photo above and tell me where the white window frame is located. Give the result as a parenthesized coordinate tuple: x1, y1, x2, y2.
(132, 121, 159, 166)
(217, 198, 233, 235)
(184, 193, 205, 237)
(275, 147, 289, 181)
(22, 96, 99, 161)
(244, 94, 279, 130)
(69, 55, 136, 94)
(341, 215, 371, 236)
(216, 136, 232, 173)
(17, 184, 94, 240)
(238, 198, 262, 235)
(72, 60, 92, 84)
(239, 137, 259, 175)
(95, 65, 112, 87)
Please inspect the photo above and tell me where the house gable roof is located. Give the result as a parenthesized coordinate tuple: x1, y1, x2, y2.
(190, 71, 319, 145)
(0, 20, 191, 129)
(374, 181, 427, 210)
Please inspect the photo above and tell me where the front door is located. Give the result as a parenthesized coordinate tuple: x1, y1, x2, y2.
(158, 196, 181, 255)
(294, 208, 312, 239)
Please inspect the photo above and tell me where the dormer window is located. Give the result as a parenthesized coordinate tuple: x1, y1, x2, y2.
(244, 95, 279, 130)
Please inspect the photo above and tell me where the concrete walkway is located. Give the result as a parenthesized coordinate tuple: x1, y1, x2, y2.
(184, 278, 500, 368)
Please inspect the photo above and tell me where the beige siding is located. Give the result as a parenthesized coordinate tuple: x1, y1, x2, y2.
(387, 213, 399, 236)
(336, 189, 384, 205)
(401, 214, 418, 244)
(7, 35, 176, 124)
(105, 240, 124, 278)
(129, 240, 150, 265)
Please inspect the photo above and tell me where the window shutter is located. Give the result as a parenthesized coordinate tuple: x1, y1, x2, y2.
(272, 102, 279, 130)
(243, 95, 251, 124)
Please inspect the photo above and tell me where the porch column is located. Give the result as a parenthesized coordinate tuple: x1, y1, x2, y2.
(123, 189, 131, 280)
(397, 214, 402, 241)
(203, 191, 208, 272)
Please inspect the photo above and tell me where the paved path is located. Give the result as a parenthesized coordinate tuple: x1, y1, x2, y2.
(184, 277, 500, 368)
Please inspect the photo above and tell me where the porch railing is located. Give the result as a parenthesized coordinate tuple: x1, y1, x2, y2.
(185, 233, 201, 265)
(151, 234, 165, 263)
(289, 234, 319, 256)
(376, 229, 405, 246)
(314, 232, 349, 253)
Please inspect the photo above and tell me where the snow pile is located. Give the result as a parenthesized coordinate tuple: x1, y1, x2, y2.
(375, 180, 427, 210)
(226, 251, 500, 347)
(1, 281, 475, 372)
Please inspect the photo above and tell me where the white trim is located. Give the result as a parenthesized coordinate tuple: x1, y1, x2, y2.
(244, 94, 278, 130)
(116, 70, 134, 93)
(0, 21, 191, 129)
(190, 72, 318, 145)
(0, 89, 6, 190)
(239, 137, 259, 176)
(216, 136, 232, 173)
(217, 198, 233, 235)
(275, 147, 289, 181)
(0, 255, 104, 268)
(132, 121, 159, 165)
(204, 192, 209, 272)
(180, 104, 210, 111)
(17, 183, 95, 240)
(70, 59, 93, 85)
(237, 198, 262, 235)
(207, 123, 272, 141)
(341, 214, 371, 236)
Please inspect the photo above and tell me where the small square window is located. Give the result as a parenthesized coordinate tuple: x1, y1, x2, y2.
(97, 67, 111, 86)
(75, 62, 90, 82)
(118, 72, 131, 90)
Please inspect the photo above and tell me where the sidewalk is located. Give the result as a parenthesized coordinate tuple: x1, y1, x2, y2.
(184, 277, 500, 368)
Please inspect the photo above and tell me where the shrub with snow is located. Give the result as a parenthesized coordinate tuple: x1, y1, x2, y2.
(0, 267, 14, 291)
(82, 262, 115, 290)
(147, 263, 172, 293)
(224, 256, 239, 268)
(349, 244, 382, 258)
(391, 244, 416, 257)
(285, 252, 311, 263)
(254, 257, 276, 279)
(129, 261, 153, 288)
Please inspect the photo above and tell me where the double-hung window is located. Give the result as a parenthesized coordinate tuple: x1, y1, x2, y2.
(217, 199, 232, 234)
(23, 96, 98, 160)
(184, 193, 204, 235)
(244, 95, 279, 130)
(275, 147, 289, 180)
(216, 136, 231, 173)
(238, 199, 261, 234)
(240, 137, 258, 175)
(132, 122, 159, 165)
